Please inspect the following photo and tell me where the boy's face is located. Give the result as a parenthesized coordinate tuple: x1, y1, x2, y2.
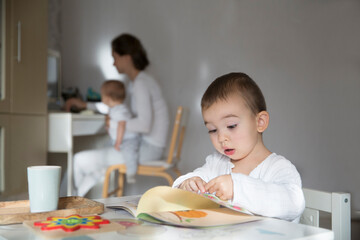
(202, 94, 263, 161)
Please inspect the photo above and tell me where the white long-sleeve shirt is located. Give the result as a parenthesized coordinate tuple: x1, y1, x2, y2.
(126, 72, 169, 147)
(172, 152, 305, 222)
(88, 72, 169, 148)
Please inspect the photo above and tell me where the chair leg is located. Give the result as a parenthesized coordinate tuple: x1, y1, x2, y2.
(173, 167, 182, 177)
(116, 171, 125, 197)
(102, 167, 112, 198)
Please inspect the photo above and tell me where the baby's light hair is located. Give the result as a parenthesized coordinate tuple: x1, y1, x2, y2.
(201, 72, 266, 115)
(101, 80, 126, 102)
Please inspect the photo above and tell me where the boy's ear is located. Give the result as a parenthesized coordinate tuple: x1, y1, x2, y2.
(256, 111, 269, 133)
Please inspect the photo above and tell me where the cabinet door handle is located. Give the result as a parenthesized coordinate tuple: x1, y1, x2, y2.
(16, 21, 21, 63)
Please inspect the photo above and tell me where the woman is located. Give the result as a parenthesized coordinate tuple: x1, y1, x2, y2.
(64, 33, 169, 196)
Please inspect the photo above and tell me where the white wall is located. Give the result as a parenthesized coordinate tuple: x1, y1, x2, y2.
(60, 0, 360, 210)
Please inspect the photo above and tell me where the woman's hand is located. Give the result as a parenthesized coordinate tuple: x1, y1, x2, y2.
(179, 177, 207, 193)
(64, 98, 87, 112)
(205, 175, 233, 201)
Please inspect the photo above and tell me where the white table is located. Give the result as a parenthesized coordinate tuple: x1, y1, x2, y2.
(48, 112, 106, 195)
(0, 196, 334, 240)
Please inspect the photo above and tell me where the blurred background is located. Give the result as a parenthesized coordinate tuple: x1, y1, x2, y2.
(0, 0, 359, 236)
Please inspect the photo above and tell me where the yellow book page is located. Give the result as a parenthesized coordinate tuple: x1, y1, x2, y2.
(147, 208, 262, 227)
(136, 186, 219, 216)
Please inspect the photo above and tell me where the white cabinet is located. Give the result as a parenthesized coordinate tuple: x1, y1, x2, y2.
(48, 113, 106, 195)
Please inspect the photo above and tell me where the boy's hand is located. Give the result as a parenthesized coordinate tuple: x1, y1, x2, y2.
(179, 177, 206, 193)
(205, 175, 233, 201)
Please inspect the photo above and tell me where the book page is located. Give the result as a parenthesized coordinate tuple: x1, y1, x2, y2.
(136, 186, 219, 216)
(139, 208, 262, 227)
(106, 186, 255, 228)
(200, 193, 253, 215)
(106, 196, 140, 217)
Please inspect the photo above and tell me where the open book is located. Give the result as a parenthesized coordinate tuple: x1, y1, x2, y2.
(107, 186, 262, 227)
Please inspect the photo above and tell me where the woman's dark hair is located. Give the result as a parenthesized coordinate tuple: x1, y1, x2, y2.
(111, 33, 150, 70)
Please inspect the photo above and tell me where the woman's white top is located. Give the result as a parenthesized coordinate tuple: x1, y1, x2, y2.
(126, 72, 169, 147)
(172, 152, 305, 222)
(88, 71, 169, 148)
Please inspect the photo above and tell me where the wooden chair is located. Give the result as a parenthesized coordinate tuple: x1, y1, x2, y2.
(102, 106, 188, 198)
(300, 188, 351, 240)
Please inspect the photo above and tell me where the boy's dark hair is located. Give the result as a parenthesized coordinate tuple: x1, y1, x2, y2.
(101, 80, 126, 102)
(111, 33, 149, 71)
(201, 72, 267, 115)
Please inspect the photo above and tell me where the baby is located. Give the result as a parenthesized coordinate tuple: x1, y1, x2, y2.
(101, 80, 139, 183)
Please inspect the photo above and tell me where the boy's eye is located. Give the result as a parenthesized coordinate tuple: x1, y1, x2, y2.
(208, 129, 217, 134)
(227, 124, 237, 129)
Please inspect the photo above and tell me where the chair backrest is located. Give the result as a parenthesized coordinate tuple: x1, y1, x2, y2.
(166, 106, 189, 164)
(300, 188, 351, 240)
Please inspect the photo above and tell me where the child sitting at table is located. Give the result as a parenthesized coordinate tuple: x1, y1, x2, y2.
(172, 72, 305, 222)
